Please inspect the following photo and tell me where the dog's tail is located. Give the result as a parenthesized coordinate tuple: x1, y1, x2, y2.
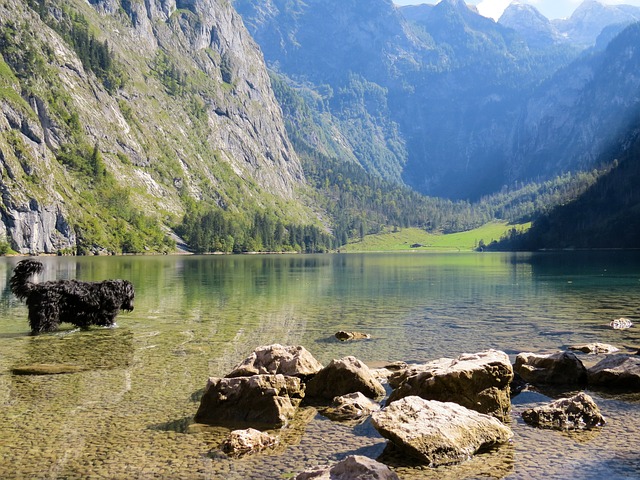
(10, 260, 44, 300)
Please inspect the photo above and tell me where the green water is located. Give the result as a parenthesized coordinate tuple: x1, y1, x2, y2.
(0, 252, 639, 479)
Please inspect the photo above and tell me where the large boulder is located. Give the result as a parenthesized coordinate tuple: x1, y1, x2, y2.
(226, 344, 323, 379)
(387, 350, 513, 422)
(295, 455, 399, 480)
(322, 392, 381, 422)
(371, 396, 513, 467)
(522, 392, 606, 430)
(587, 355, 640, 390)
(514, 351, 587, 385)
(305, 356, 386, 401)
(194, 374, 304, 428)
(219, 428, 278, 457)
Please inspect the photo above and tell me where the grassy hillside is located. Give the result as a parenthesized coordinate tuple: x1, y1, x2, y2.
(340, 222, 530, 252)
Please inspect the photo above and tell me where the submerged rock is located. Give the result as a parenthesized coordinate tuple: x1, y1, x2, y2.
(194, 374, 303, 428)
(372, 396, 513, 467)
(587, 354, 640, 390)
(322, 392, 381, 422)
(335, 331, 371, 341)
(219, 428, 278, 457)
(522, 392, 606, 430)
(11, 363, 87, 375)
(305, 356, 386, 401)
(295, 455, 399, 480)
(226, 344, 323, 379)
(387, 350, 513, 422)
(514, 351, 587, 385)
(568, 343, 619, 354)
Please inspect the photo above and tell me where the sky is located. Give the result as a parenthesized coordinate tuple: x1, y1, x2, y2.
(393, 0, 640, 20)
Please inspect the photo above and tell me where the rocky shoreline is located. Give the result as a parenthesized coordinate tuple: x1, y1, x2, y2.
(190, 341, 640, 478)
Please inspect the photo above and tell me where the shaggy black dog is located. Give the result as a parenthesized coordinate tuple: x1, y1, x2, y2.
(10, 259, 134, 334)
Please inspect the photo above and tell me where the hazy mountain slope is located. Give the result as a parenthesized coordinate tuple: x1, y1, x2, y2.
(509, 22, 640, 180)
(499, 123, 640, 250)
(499, 3, 564, 48)
(236, 0, 582, 200)
(0, 0, 310, 254)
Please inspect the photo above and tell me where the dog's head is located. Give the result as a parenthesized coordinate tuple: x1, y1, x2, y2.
(120, 280, 135, 312)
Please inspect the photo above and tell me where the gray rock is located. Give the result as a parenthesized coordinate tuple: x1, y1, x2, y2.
(194, 374, 303, 428)
(387, 350, 513, 422)
(568, 343, 619, 354)
(514, 351, 587, 385)
(371, 361, 409, 384)
(226, 344, 323, 379)
(372, 396, 513, 467)
(522, 392, 606, 430)
(322, 392, 381, 422)
(587, 354, 640, 390)
(219, 428, 278, 457)
(295, 455, 399, 480)
(305, 356, 386, 401)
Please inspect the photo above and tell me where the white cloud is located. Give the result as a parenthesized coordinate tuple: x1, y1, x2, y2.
(476, 0, 512, 20)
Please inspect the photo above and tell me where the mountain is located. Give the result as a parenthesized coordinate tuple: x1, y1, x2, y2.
(235, 0, 581, 200)
(508, 22, 640, 180)
(498, 3, 564, 49)
(236, 0, 640, 202)
(494, 123, 640, 250)
(553, 0, 640, 47)
(0, 0, 311, 254)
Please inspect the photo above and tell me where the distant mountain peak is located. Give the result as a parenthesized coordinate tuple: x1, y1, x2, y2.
(553, 0, 640, 46)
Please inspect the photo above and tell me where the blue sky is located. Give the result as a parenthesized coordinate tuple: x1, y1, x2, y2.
(393, 1, 640, 20)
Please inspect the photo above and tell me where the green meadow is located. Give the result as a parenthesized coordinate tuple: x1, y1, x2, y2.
(339, 222, 530, 253)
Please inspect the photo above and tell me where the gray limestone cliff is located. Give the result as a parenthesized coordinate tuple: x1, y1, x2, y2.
(0, 0, 307, 254)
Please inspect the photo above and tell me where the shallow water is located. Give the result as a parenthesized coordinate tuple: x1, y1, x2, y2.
(0, 252, 639, 479)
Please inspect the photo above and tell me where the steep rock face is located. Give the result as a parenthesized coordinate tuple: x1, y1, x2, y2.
(0, 0, 307, 253)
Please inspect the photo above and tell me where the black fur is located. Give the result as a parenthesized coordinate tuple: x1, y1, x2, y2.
(10, 259, 134, 334)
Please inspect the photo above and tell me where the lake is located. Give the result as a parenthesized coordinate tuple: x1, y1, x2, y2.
(0, 252, 639, 479)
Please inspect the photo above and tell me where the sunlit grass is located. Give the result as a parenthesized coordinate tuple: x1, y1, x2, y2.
(340, 222, 531, 252)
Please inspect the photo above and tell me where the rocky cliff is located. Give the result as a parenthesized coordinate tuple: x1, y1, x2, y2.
(0, 0, 308, 254)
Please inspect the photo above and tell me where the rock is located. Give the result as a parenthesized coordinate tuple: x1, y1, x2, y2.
(568, 343, 620, 354)
(387, 350, 513, 422)
(219, 428, 278, 457)
(295, 455, 399, 480)
(587, 354, 640, 390)
(226, 344, 323, 379)
(194, 374, 303, 428)
(11, 363, 87, 375)
(371, 361, 409, 384)
(305, 356, 386, 401)
(521, 392, 606, 430)
(335, 331, 371, 341)
(322, 392, 381, 422)
(371, 396, 513, 467)
(514, 351, 587, 385)
(610, 318, 633, 329)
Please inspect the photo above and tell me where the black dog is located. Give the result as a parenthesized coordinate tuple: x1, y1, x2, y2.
(10, 259, 134, 334)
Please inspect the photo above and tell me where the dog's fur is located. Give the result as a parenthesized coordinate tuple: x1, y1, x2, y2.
(10, 259, 134, 334)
